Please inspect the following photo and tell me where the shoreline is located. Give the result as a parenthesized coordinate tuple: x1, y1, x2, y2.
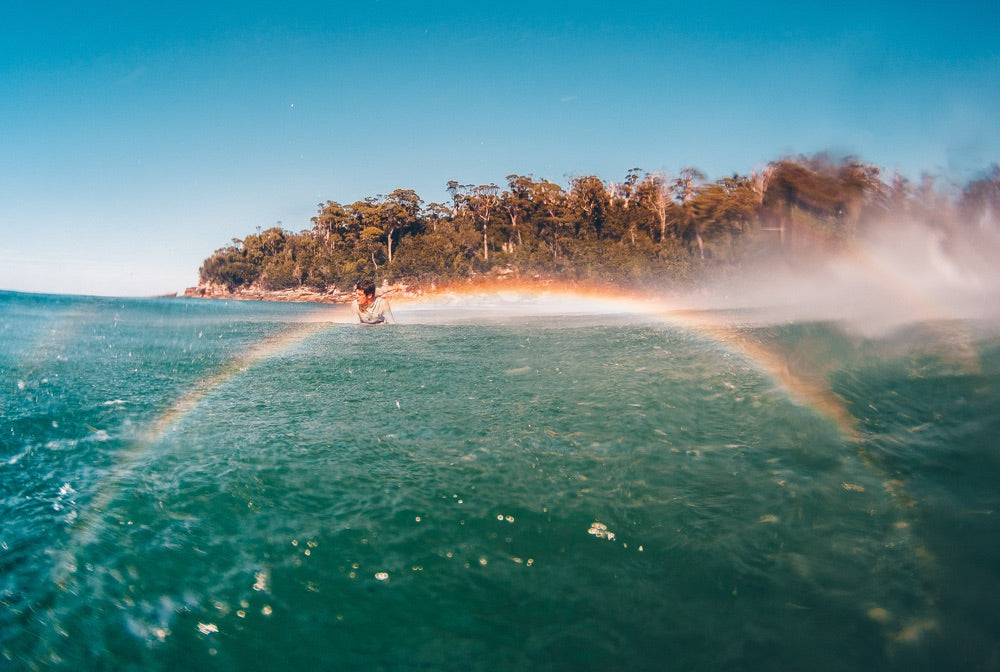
(177, 274, 592, 306)
(180, 282, 418, 304)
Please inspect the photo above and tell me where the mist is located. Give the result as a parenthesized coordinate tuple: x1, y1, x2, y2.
(395, 214, 1000, 336)
(675, 213, 1000, 337)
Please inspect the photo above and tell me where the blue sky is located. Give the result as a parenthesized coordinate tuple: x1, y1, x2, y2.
(2, 1, 998, 296)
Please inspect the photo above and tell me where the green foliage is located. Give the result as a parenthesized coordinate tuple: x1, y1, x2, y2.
(196, 155, 1000, 293)
(199, 248, 259, 290)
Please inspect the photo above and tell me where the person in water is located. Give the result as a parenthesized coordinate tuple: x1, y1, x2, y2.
(352, 280, 395, 325)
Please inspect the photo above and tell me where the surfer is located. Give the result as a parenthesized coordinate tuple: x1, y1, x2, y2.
(352, 280, 395, 325)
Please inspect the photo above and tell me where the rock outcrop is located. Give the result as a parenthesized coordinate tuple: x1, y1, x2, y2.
(182, 281, 421, 304)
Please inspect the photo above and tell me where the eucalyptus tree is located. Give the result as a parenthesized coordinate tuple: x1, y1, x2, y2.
(524, 179, 568, 261)
(669, 168, 707, 250)
(568, 175, 609, 240)
(688, 175, 759, 259)
(359, 225, 386, 269)
(453, 183, 501, 262)
(240, 226, 288, 265)
(345, 197, 384, 265)
(421, 202, 452, 233)
(310, 201, 352, 249)
(502, 174, 538, 252)
(603, 168, 644, 244)
(608, 167, 643, 210)
(671, 168, 705, 205)
(380, 188, 423, 264)
(446, 180, 472, 216)
(529, 179, 566, 229)
(635, 173, 673, 242)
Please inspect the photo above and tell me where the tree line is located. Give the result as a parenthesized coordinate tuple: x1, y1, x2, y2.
(198, 155, 1000, 292)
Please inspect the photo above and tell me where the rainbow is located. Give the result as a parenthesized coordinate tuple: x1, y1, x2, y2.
(396, 283, 864, 438)
(89, 252, 979, 508)
(56, 285, 863, 572)
(46, 284, 862, 598)
(146, 210, 990, 447)
(49, 312, 347, 591)
(41, 279, 957, 652)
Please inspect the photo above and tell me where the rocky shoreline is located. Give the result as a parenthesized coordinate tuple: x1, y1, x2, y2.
(178, 269, 561, 304)
(180, 281, 426, 304)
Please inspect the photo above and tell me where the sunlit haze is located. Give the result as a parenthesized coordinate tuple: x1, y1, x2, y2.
(2, 1, 998, 297)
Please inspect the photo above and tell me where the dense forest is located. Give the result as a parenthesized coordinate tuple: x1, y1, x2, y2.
(198, 155, 1000, 293)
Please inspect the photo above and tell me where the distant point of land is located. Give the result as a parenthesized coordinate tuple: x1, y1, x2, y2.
(187, 155, 1000, 304)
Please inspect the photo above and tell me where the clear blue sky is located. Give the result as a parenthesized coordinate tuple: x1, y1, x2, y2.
(2, 1, 998, 296)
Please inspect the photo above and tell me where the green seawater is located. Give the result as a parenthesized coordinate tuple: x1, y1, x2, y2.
(1, 290, 998, 671)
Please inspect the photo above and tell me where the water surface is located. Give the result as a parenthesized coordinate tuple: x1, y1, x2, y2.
(2, 291, 998, 670)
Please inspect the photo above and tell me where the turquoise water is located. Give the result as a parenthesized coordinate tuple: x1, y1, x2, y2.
(1, 290, 998, 671)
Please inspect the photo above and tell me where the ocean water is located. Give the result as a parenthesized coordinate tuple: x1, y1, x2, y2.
(1, 289, 998, 671)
